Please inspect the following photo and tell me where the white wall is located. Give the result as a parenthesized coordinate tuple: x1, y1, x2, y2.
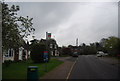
(19, 47, 23, 60)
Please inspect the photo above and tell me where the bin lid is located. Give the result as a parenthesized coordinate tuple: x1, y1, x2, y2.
(28, 66, 38, 68)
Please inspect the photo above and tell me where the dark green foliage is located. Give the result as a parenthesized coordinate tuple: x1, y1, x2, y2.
(80, 43, 97, 55)
(30, 43, 50, 63)
(81, 46, 96, 55)
(62, 47, 72, 55)
(29, 39, 39, 51)
(4, 60, 12, 67)
(104, 36, 120, 56)
(2, 2, 35, 50)
(30, 43, 45, 63)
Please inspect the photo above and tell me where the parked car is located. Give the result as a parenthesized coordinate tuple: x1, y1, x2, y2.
(96, 51, 104, 57)
(72, 52, 79, 57)
(104, 53, 108, 56)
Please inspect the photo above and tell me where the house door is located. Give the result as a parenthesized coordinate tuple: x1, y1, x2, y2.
(22, 50, 26, 60)
(14, 49, 19, 61)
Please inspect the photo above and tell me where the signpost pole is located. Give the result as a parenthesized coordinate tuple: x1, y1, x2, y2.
(44, 51, 48, 72)
(44, 32, 51, 72)
(44, 32, 48, 72)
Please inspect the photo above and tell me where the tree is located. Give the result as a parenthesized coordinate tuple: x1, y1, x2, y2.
(30, 43, 46, 63)
(79, 43, 97, 55)
(68, 45, 73, 48)
(30, 39, 52, 63)
(30, 39, 40, 50)
(2, 2, 35, 50)
(62, 47, 72, 55)
(99, 38, 108, 53)
(82, 43, 86, 47)
(104, 36, 120, 56)
(89, 43, 97, 54)
(95, 42, 101, 51)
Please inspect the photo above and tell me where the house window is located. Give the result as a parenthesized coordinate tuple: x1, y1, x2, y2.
(5, 50, 9, 57)
(50, 44, 52, 48)
(54, 45, 57, 49)
(9, 49, 12, 57)
(5, 49, 14, 57)
(5, 53, 9, 57)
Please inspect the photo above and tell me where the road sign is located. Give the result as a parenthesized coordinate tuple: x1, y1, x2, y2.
(44, 51, 48, 62)
(43, 51, 48, 72)
(46, 32, 51, 39)
(48, 33, 51, 37)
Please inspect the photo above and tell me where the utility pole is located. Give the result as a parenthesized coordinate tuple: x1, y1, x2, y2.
(46, 32, 48, 51)
(44, 32, 48, 72)
(0, 3, 2, 81)
(119, 1, 120, 38)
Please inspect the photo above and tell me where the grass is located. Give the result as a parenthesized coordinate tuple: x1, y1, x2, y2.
(104, 55, 120, 60)
(2, 58, 63, 79)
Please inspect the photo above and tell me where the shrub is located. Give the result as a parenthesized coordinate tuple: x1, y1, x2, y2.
(4, 60, 12, 67)
(30, 43, 50, 63)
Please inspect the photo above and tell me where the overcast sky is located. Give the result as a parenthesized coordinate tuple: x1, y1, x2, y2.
(7, 2, 118, 46)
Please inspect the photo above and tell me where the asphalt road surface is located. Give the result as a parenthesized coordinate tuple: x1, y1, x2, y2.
(69, 55, 119, 79)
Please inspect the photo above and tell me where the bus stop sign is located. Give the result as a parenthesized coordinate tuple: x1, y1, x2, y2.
(44, 51, 48, 62)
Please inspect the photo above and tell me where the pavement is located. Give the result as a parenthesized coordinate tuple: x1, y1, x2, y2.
(40, 56, 77, 79)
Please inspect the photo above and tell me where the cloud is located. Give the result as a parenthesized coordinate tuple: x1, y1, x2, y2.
(7, 2, 118, 46)
(5, 0, 120, 2)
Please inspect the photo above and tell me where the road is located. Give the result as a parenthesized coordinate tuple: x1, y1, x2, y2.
(68, 55, 119, 79)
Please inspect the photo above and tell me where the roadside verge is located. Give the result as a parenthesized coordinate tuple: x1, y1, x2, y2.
(41, 57, 77, 79)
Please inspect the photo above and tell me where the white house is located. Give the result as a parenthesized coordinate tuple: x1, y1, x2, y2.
(2, 47, 30, 63)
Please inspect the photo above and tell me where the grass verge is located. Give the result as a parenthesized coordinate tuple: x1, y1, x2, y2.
(105, 55, 120, 60)
(2, 59, 63, 79)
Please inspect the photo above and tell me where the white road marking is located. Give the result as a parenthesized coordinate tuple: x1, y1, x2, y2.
(66, 57, 78, 80)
